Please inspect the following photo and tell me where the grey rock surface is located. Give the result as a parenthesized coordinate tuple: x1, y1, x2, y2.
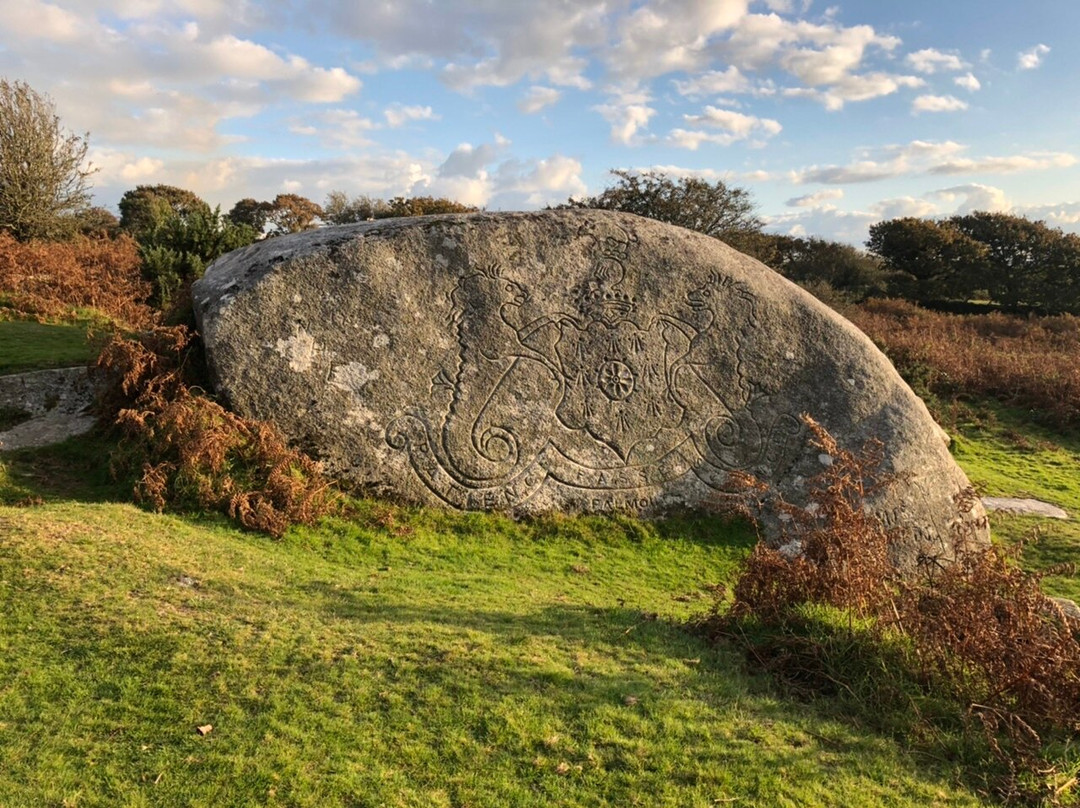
(1052, 597, 1080, 623)
(0, 367, 98, 451)
(193, 211, 988, 570)
(982, 496, 1069, 520)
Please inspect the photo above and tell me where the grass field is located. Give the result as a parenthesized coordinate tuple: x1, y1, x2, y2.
(0, 319, 99, 375)
(0, 436, 1001, 807)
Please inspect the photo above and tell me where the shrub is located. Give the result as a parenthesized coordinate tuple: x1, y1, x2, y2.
(0, 232, 154, 327)
(135, 206, 257, 312)
(699, 416, 1080, 804)
(96, 327, 337, 537)
(847, 299, 1080, 429)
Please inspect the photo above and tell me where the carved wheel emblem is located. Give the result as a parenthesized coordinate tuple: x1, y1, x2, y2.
(598, 360, 635, 401)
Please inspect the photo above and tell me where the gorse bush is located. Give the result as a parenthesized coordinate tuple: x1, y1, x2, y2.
(0, 232, 153, 327)
(134, 206, 257, 312)
(96, 326, 337, 536)
(848, 299, 1080, 429)
(699, 416, 1080, 805)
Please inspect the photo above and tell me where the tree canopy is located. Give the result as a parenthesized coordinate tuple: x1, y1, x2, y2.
(0, 78, 94, 241)
(266, 193, 323, 235)
(562, 170, 762, 244)
(867, 212, 1080, 313)
(118, 184, 212, 241)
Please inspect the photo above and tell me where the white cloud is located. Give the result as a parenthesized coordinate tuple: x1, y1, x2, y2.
(763, 205, 877, 243)
(297, 109, 379, 150)
(954, 72, 981, 92)
(1019, 203, 1080, 228)
(89, 152, 436, 211)
(930, 183, 1011, 213)
(789, 140, 1075, 185)
(437, 141, 506, 179)
(490, 154, 587, 208)
(0, 0, 84, 42)
(593, 95, 656, 145)
(869, 196, 939, 220)
(783, 72, 923, 109)
(325, 1, 607, 90)
(88, 148, 166, 185)
(912, 94, 969, 113)
(682, 105, 782, 137)
(518, 86, 562, 114)
(607, 0, 751, 81)
(795, 160, 900, 184)
(786, 188, 844, 207)
(1018, 43, 1050, 70)
(384, 104, 439, 127)
(905, 48, 967, 74)
(672, 66, 752, 97)
(929, 152, 1077, 175)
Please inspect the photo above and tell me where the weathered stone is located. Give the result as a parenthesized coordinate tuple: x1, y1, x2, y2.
(982, 496, 1069, 520)
(193, 211, 988, 569)
(0, 367, 98, 451)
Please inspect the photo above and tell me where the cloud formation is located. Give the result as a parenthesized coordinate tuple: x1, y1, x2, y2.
(912, 94, 969, 113)
(1018, 43, 1050, 70)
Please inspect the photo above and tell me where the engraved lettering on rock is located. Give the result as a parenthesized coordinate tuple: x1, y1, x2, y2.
(385, 220, 804, 509)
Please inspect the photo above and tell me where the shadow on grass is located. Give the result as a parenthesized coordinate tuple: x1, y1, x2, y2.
(280, 583, 985, 801)
(0, 430, 132, 504)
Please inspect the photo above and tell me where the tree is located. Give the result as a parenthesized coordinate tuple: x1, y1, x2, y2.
(119, 184, 211, 241)
(948, 212, 1078, 311)
(137, 206, 257, 310)
(385, 195, 477, 217)
(0, 78, 94, 241)
(866, 217, 987, 303)
(227, 197, 272, 234)
(769, 235, 891, 301)
(74, 206, 120, 238)
(323, 190, 390, 224)
(562, 169, 762, 244)
(266, 193, 322, 235)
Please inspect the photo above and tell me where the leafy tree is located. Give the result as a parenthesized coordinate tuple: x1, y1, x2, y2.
(866, 217, 987, 303)
(119, 185, 211, 241)
(948, 212, 1080, 311)
(563, 169, 762, 244)
(769, 235, 891, 301)
(385, 195, 478, 217)
(227, 198, 272, 234)
(323, 190, 390, 224)
(267, 193, 323, 235)
(74, 206, 120, 238)
(0, 78, 94, 241)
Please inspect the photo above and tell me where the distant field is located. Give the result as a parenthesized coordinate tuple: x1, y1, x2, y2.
(0, 319, 98, 375)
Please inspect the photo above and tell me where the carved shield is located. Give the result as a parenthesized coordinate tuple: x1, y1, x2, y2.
(554, 318, 683, 461)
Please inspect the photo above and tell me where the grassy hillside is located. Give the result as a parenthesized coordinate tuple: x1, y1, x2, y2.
(0, 439, 996, 808)
(0, 319, 99, 375)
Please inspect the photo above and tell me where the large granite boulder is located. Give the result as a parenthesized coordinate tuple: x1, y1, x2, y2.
(193, 211, 988, 569)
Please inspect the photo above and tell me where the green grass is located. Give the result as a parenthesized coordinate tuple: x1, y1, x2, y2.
(0, 438, 991, 807)
(0, 319, 100, 375)
(943, 400, 1080, 603)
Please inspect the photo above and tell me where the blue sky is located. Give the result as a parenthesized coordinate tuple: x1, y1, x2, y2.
(1, 0, 1076, 244)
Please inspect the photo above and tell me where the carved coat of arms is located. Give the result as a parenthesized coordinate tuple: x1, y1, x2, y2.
(386, 222, 801, 510)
